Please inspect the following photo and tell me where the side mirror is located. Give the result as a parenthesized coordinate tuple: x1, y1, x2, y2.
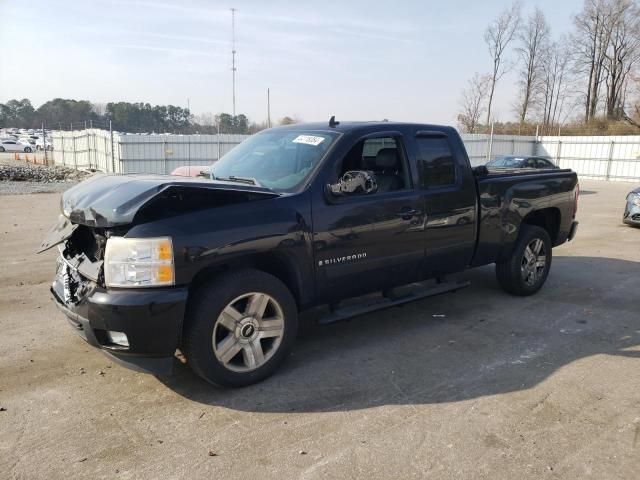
(473, 165, 489, 176)
(327, 170, 378, 197)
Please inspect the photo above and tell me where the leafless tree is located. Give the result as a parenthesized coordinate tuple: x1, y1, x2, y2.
(515, 7, 550, 124)
(484, 2, 521, 125)
(623, 73, 640, 129)
(92, 103, 107, 117)
(539, 40, 574, 127)
(457, 73, 491, 133)
(573, 0, 615, 121)
(603, 0, 640, 118)
(195, 112, 217, 126)
(279, 116, 301, 125)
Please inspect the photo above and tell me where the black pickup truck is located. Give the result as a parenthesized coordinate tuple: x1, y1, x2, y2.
(39, 120, 579, 387)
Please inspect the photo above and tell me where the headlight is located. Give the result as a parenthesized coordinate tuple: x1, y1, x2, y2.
(104, 237, 174, 287)
(631, 194, 640, 206)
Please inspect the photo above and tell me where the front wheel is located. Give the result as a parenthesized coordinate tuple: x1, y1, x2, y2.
(0, 146, 5, 152)
(495, 225, 552, 296)
(24, 147, 32, 153)
(182, 269, 298, 387)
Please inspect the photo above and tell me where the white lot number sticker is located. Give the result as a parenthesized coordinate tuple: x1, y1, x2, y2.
(292, 135, 325, 146)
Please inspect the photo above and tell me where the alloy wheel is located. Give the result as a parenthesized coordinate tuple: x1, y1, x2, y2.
(521, 238, 546, 286)
(212, 292, 285, 372)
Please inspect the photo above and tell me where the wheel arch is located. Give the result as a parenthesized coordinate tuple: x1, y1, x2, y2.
(188, 252, 304, 309)
(522, 207, 561, 246)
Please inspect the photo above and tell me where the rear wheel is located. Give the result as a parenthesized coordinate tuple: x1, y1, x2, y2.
(0, 146, 5, 152)
(24, 147, 32, 153)
(183, 269, 298, 387)
(495, 225, 552, 296)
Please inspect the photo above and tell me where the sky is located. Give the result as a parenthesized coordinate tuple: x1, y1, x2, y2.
(0, 0, 584, 125)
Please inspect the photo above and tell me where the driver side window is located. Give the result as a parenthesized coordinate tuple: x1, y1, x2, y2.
(335, 136, 410, 194)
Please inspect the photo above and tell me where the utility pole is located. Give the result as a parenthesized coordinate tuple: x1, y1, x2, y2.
(231, 7, 237, 117)
(42, 123, 47, 165)
(267, 88, 271, 128)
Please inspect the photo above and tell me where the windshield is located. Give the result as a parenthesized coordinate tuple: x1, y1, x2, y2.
(208, 129, 339, 191)
(487, 156, 524, 167)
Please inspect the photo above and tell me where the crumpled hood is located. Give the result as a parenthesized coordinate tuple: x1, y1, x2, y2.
(61, 173, 280, 228)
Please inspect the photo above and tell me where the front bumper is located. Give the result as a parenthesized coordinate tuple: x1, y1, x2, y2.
(51, 265, 188, 375)
(623, 202, 640, 226)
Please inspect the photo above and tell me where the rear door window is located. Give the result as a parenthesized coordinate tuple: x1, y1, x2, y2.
(415, 137, 456, 188)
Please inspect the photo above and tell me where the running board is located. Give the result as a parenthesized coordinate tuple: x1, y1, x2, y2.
(317, 279, 471, 325)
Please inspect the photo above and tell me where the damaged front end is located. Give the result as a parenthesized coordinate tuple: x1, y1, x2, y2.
(39, 173, 279, 374)
(42, 216, 186, 374)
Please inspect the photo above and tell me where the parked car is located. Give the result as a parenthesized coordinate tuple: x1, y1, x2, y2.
(36, 138, 53, 151)
(0, 139, 34, 153)
(487, 155, 558, 169)
(38, 119, 579, 387)
(19, 137, 36, 146)
(623, 187, 640, 227)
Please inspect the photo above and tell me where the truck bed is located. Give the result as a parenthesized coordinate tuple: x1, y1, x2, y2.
(471, 168, 579, 267)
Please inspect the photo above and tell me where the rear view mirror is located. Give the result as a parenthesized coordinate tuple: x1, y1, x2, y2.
(327, 170, 378, 197)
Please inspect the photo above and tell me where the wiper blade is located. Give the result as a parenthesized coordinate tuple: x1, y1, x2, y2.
(216, 175, 262, 187)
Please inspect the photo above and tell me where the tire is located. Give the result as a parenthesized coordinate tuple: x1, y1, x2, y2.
(24, 147, 32, 153)
(183, 269, 298, 387)
(495, 225, 552, 296)
(0, 147, 5, 153)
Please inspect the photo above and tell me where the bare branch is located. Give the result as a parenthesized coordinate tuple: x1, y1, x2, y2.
(484, 2, 521, 124)
(458, 73, 491, 133)
(515, 7, 551, 123)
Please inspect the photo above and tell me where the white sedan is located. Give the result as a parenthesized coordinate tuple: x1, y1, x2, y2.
(36, 138, 53, 151)
(0, 139, 34, 153)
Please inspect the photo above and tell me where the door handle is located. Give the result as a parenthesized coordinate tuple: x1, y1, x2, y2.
(396, 208, 422, 220)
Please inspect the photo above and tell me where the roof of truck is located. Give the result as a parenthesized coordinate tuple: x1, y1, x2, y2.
(271, 120, 454, 134)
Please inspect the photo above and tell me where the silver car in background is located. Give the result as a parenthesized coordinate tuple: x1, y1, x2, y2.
(623, 187, 640, 227)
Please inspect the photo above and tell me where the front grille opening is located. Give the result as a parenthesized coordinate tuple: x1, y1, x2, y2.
(66, 226, 107, 262)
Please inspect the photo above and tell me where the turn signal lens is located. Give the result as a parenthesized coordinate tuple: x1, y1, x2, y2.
(156, 240, 172, 261)
(156, 264, 174, 283)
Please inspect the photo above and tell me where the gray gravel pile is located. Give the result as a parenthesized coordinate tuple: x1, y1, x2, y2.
(0, 163, 89, 183)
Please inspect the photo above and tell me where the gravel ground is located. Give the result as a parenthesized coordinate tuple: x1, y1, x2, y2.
(0, 181, 80, 195)
(0, 154, 89, 195)
(1, 180, 639, 480)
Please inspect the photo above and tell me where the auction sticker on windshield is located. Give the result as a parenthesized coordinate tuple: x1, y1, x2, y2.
(292, 135, 325, 146)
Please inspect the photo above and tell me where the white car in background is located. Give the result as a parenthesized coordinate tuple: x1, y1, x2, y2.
(36, 137, 53, 151)
(19, 137, 37, 146)
(0, 139, 34, 153)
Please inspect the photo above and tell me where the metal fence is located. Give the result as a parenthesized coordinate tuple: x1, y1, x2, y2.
(50, 130, 249, 174)
(50, 129, 640, 182)
(461, 133, 537, 166)
(118, 133, 248, 174)
(50, 129, 119, 172)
